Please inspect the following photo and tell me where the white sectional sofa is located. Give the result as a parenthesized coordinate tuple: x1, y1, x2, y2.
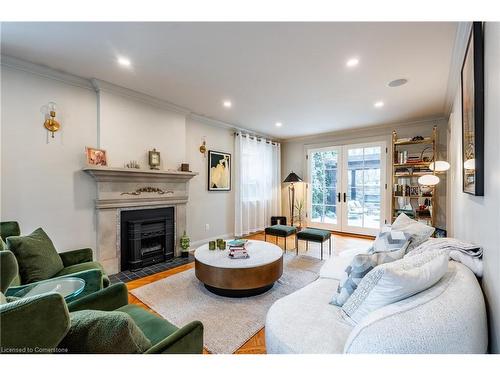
(265, 248, 488, 354)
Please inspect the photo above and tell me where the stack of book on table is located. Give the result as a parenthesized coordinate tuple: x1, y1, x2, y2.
(227, 239, 249, 259)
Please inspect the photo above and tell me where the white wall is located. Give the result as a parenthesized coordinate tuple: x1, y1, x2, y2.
(99, 91, 186, 170)
(185, 118, 235, 245)
(448, 22, 500, 353)
(0, 64, 236, 258)
(1, 66, 98, 251)
(281, 119, 448, 230)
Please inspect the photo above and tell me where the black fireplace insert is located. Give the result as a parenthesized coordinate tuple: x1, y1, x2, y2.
(120, 207, 174, 271)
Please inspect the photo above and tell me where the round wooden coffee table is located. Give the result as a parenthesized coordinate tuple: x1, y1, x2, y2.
(194, 240, 283, 297)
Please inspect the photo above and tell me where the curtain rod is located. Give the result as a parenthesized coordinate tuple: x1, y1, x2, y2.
(234, 132, 280, 146)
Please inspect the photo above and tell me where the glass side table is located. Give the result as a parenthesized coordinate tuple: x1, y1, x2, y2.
(14, 277, 86, 302)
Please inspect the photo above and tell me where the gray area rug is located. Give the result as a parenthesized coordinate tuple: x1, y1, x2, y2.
(130, 253, 323, 353)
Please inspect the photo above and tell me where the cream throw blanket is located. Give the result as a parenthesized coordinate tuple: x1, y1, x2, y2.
(406, 238, 483, 277)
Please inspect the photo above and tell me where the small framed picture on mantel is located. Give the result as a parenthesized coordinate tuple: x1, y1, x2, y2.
(85, 147, 107, 167)
(208, 150, 231, 191)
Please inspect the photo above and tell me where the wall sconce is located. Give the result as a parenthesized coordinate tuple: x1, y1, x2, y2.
(44, 102, 61, 138)
(199, 137, 207, 157)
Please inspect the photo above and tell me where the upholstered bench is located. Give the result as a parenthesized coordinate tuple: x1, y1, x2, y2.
(295, 228, 332, 260)
(264, 225, 297, 251)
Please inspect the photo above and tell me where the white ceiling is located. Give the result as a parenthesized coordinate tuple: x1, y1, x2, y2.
(1, 22, 457, 139)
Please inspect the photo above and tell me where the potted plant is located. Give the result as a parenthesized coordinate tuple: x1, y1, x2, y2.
(180, 231, 190, 258)
(294, 199, 305, 231)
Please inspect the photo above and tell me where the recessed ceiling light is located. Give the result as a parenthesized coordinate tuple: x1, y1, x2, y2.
(374, 101, 384, 108)
(223, 100, 232, 108)
(346, 58, 359, 67)
(388, 78, 408, 87)
(275, 122, 283, 127)
(117, 56, 131, 67)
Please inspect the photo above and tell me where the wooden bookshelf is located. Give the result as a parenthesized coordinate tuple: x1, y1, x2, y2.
(392, 126, 437, 226)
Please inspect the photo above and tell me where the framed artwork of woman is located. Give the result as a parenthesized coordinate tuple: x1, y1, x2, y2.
(208, 150, 231, 191)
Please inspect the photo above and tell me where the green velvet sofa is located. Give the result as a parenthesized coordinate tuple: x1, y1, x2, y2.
(0, 221, 110, 291)
(0, 251, 204, 354)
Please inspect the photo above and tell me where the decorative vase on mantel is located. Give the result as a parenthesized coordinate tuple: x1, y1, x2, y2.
(180, 231, 190, 258)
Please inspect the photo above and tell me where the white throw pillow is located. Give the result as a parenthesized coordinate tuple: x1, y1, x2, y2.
(330, 247, 406, 307)
(392, 213, 435, 251)
(340, 249, 449, 325)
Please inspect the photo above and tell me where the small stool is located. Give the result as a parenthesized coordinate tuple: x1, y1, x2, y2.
(264, 225, 297, 251)
(295, 228, 332, 260)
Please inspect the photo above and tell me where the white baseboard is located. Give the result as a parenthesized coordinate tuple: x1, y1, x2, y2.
(190, 233, 234, 249)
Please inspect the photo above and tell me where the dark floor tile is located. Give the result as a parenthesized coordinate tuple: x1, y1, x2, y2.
(109, 256, 194, 284)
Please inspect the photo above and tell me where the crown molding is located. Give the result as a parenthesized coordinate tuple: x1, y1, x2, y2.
(0, 54, 94, 90)
(187, 113, 277, 141)
(0, 55, 271, 138)
(443, 22, 472, 115)
(282, 116, 447, 143)
(92, 80, 279, 140)
(90, 79, 191, 115)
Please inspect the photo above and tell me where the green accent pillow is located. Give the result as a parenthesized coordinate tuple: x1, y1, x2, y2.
(6, 228, 64, 284)
(0, 221, 21, 239)
(0, 237, 6, 250)
(58, 310, 152, 353)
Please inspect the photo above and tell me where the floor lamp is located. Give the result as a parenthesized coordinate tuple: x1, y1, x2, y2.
(283, 171, 303, 226)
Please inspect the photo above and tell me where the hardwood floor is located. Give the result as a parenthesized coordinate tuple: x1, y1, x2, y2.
(126, 231, 372, 354)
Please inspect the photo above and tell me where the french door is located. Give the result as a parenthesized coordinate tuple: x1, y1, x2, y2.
(307, 142, 386, 236)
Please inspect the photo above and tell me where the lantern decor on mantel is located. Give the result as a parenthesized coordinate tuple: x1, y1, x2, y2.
(43, 102, 61, 138)
(148, 148, 161, 170)
(283, 171, 303, 226)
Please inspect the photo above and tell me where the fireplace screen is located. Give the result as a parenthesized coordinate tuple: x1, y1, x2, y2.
(120, 207, 174, 271)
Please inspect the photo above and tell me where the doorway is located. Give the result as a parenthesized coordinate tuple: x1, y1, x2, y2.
(307, 141, 386, 236)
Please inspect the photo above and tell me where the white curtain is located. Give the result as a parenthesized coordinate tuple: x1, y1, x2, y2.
(234, 134, 281, 236)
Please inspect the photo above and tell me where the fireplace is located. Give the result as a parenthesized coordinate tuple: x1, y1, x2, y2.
(83, 167, 197, 275)
(120, 207, 175, 271)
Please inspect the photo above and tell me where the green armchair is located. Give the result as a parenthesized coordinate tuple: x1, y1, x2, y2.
(67, 283, 204, 353)
(0, 250, 71, 351)
(0, 251, 204, 354)
(0, 221, 109, 289)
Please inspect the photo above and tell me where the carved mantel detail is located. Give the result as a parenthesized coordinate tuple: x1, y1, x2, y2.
(120, 187, 174, 196)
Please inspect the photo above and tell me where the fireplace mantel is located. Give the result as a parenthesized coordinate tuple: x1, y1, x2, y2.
(82, 166, 198, 275)
(82, 166, 198, 182)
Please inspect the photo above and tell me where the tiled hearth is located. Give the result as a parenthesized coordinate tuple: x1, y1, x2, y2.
(109, 254, 195, 284)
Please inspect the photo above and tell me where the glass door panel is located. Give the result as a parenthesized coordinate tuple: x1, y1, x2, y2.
(308, 147, 341, 231)
(343, 144, 384, 235)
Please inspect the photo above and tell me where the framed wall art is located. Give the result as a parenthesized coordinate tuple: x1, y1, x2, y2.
(208, 150, 231, 191)
(461, 22, 484, 196)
